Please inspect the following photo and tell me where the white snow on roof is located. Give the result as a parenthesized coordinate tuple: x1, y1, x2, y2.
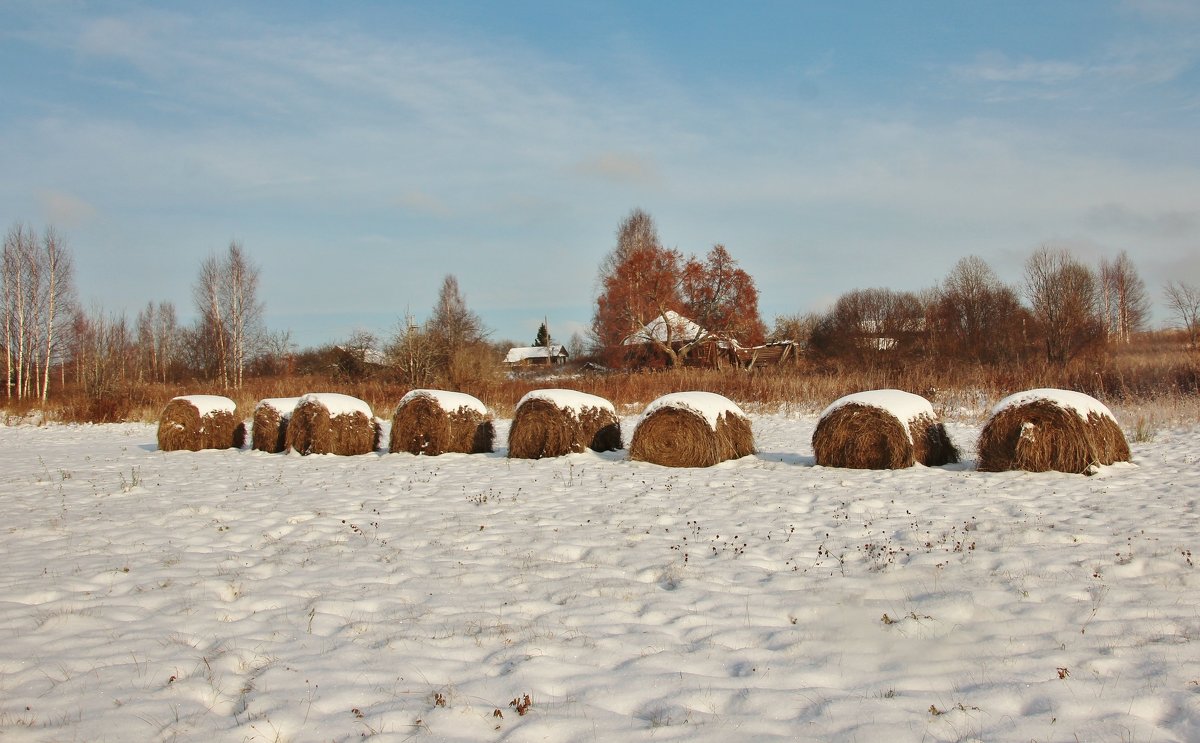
(622, 310, 709, 346)
(298, 392, 372, 418)
(990, 388, 1117, 421)
(640, 391, 748, 430)
(173, 394, 237, 417)
(335, 346, 386, 366)
(820, 389, 935, 443)
(505, 346, 567, 363)
(399, 389, 489, 416)
(363, 348, 386, 366)
(518, 388, 615, 415)
(255, 397, 301, 420)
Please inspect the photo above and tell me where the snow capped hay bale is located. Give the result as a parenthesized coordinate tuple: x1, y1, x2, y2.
(812, 389, 958, 469)
(389, 389, 494, 456)
(157, 395, 245, 452)
(507, 389, 621, 459)
(629, 392, 755, 468)
(976, 388, 1131, 474)
(285, 393, 380, 456)
(251, 397, 300, 453)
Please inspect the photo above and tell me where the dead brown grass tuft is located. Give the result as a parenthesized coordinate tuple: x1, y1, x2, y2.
(976, 398, 1131, 474)
(389, 392, 494, 455)
(507, 395, 621, 459)
(157, 397, 245, 451)
(285, 396, 379, 456)
(629, 403, 755, 468)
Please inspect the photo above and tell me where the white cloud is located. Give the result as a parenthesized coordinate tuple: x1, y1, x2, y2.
(76, 11, 192, 74)
(956, 53, 1086, 85)
(36, 189, 98, 228)
(1122, 0, 1200, 22)
(571, 152, 661, 186)
(1084, 203, 1199, 239)
(951, 35, 1198, 103)
(396, 190, 453, 218)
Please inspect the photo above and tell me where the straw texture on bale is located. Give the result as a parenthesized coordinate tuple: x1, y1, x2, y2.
(251, 399, 298, 453)
(812, 403, 958, 469)
(389, 393, 494, 456)
(909, 415, 960, 467)
(976, 399, 1130, 474)
(157, 398, 245, 452)
(507, 397, 621, 459)
(629, 405, 755, 468)
(285, 397, 380, 456)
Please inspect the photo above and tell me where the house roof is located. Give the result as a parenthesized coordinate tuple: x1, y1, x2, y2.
(504, 345, 568, 363)
(621, 311, 746, 351)
(333, 345, 386, 366)
(622, 310, 710, 346)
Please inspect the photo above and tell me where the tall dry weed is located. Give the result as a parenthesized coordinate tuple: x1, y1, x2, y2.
(13, 333, 1200, 424)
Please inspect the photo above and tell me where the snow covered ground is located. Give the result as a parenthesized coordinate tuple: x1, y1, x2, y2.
(1, 414, 1198, 742)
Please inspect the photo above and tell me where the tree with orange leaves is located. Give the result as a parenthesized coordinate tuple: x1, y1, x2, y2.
(682, 244, 766, 348)
(592, 210, 765, 367)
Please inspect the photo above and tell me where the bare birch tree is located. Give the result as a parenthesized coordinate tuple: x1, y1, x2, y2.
(193, 253, 227, 387)
(37, 227, 74, 402)
(136, 302, 157, 383)
(385, 310, 438, 386)
(71, 305, 136, 406)
(1164, 280, 1200, 349)
(221, 242, 262, 389)
(2, 224, 76, 401)
(1099, 251, 1150, 344)
(155, 301, 177, 382)
(136, 300, 179, 383)
(2, 225, 34, 398)
(2, 226, 26, 398)
(191, 242, 263, 389)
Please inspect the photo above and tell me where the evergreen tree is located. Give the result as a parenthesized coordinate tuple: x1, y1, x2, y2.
(534, 322, 550, 347)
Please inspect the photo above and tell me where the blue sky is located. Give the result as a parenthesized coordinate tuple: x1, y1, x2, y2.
(2, 1, 1199, 349)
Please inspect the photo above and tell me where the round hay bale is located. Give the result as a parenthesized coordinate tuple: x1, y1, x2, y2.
(285, 393, 380, 456)
(157, 395, 245, 452)
(507, 389, 621, 459)
(812, 390, 958, 469)
(251, 397, 300, 453)
(389, 389, 494, 456)
(976, 388, 1131, 474)
(629, 392, 756, 467)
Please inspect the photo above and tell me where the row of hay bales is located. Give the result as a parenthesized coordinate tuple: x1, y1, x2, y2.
(160, 393, 381, 455)
(157, 388, 753, 466)
(158, 387, 1131, 474)
(812, 388, 1130, 474)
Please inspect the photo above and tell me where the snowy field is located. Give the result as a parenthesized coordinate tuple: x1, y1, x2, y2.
(1, 414, 1198, 742)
